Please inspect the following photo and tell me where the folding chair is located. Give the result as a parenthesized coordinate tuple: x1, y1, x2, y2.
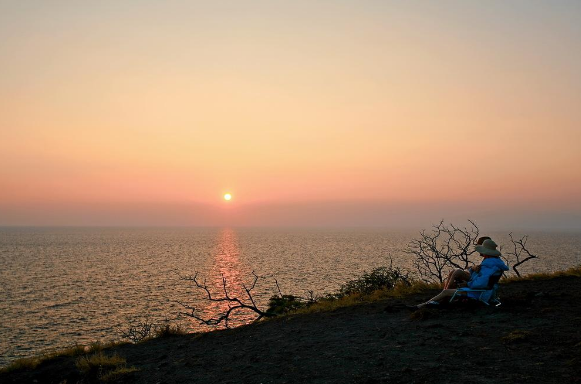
(449, 272, 503, 306)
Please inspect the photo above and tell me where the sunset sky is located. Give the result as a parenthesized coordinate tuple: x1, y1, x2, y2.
(1, 1, 580, 228)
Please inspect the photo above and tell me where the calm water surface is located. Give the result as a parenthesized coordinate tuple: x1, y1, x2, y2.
(1, 227, 580, 366)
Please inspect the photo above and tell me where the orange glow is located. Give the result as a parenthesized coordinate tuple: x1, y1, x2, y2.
(0, 2, 580, 228)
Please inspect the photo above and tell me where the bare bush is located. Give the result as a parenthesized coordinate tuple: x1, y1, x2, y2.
(406, 220, 480, 283)
(120, 318, 184, 343)
(175, 271, 276, 328)
(407, 221, 539, 283)
(503, 233, 538, 278)
(120, 319, 156, 343)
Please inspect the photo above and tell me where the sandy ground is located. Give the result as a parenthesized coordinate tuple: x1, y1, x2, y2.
(2, 275, 580, 384)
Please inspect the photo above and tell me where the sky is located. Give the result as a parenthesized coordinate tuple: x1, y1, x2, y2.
(1, 1, 580, 229)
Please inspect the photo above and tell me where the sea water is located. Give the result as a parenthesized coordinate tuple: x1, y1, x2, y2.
(1, 227, 580, 366)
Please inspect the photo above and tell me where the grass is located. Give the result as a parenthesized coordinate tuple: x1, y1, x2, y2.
(2, 265, 580, 376)
(0, 356, 43, 373)
(292, 280, 440, 315)
(290, 266, 581, 317)
(501, 329, 533, 344)
(76, 352, 138, 382)
(503, 265, 581, 282)
(0, 341, 127, 374)
(154, 323, 188, 338)
(100, 365, 140, 382)
(0, 323, 186, 376)
(76, 352, 126, 373)
(2, 321, 188, 374)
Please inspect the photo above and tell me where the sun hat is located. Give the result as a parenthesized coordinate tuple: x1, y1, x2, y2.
(476, 236, 491, 245)
(475, 238, 501, 257)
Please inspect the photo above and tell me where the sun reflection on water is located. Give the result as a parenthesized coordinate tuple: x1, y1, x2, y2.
(194, 228, 257, 329)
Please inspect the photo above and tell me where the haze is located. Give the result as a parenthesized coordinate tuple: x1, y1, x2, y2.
(1, 1, 580, 229)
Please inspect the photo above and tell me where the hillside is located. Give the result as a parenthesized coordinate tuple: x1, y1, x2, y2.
(2, 274, 580, 384)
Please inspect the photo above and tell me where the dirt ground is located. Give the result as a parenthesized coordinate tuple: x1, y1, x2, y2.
(2, 275, 581, 384)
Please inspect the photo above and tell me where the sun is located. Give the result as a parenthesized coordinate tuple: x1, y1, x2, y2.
(223, 193, 232, 201)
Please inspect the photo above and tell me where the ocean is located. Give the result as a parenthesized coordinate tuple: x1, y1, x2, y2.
(1, 227, 580, 366)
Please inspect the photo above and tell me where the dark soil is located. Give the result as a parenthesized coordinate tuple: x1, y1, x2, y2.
(3, 276, 581, 384)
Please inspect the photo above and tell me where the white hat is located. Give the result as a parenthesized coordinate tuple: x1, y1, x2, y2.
(475, 239, 501, 257)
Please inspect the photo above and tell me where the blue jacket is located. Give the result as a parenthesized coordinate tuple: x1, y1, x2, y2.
(467, 257, 509, 289)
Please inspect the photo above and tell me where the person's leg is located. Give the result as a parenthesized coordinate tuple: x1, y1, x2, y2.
(442, 270, 455, 289)
(443, 269, 471, 289)
(417, 289, 458, 307)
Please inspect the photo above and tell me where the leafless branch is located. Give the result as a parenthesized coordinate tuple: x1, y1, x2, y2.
(120, 319, 155, 343)
(274, 278, 283, 297)
(175, 271, 274, 328)
(504, 233, 538, 278)
(406, 220, 480, 283)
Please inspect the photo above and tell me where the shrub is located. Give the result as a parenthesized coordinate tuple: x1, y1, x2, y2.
(121, 319, 186, 343)
(155, 324, 187, 338)
(266, 295, 308, 316)
(338, 266, 411, 297)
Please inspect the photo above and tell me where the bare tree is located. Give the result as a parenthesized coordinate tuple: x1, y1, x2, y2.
(406, 220, 480, 283)
(175, 271, 275, 328)
(503, 233, 538, 278)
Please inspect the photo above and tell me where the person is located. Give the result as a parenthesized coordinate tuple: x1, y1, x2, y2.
(442, 236, 490, 289)
(415, 238, 509, 308)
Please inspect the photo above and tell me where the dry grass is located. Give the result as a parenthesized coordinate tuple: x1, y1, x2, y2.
(0, 356, 42, 373)
(2, 266, 579, 375)
(75, 352, 126, 373)
(100, 365, 140, 382)
(0, 341, 127, 374)
(293, 293, 363, 315)
(76, 352, 138, 382)
(504, 265, 581, 282)
(292, 280, 440, 315)
(154, 324, 188, 338)
(2, 323, 186, 374)
(287, 266, 581, 317)
(501, 329, 533, 344)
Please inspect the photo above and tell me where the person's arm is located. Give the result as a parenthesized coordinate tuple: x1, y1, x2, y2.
(466, 265, 493, 289)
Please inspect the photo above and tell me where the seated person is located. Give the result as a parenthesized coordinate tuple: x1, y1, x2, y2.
(415, 238, 509, 308)
(442, 236, 490, 289)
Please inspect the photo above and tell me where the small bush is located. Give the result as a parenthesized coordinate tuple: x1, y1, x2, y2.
(274, 266, 429, 316)
(155, 324, 187, 338)
(121, 319, 186, 343)
(266, 295, 309, 316)
(338, 266, 411, 297)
